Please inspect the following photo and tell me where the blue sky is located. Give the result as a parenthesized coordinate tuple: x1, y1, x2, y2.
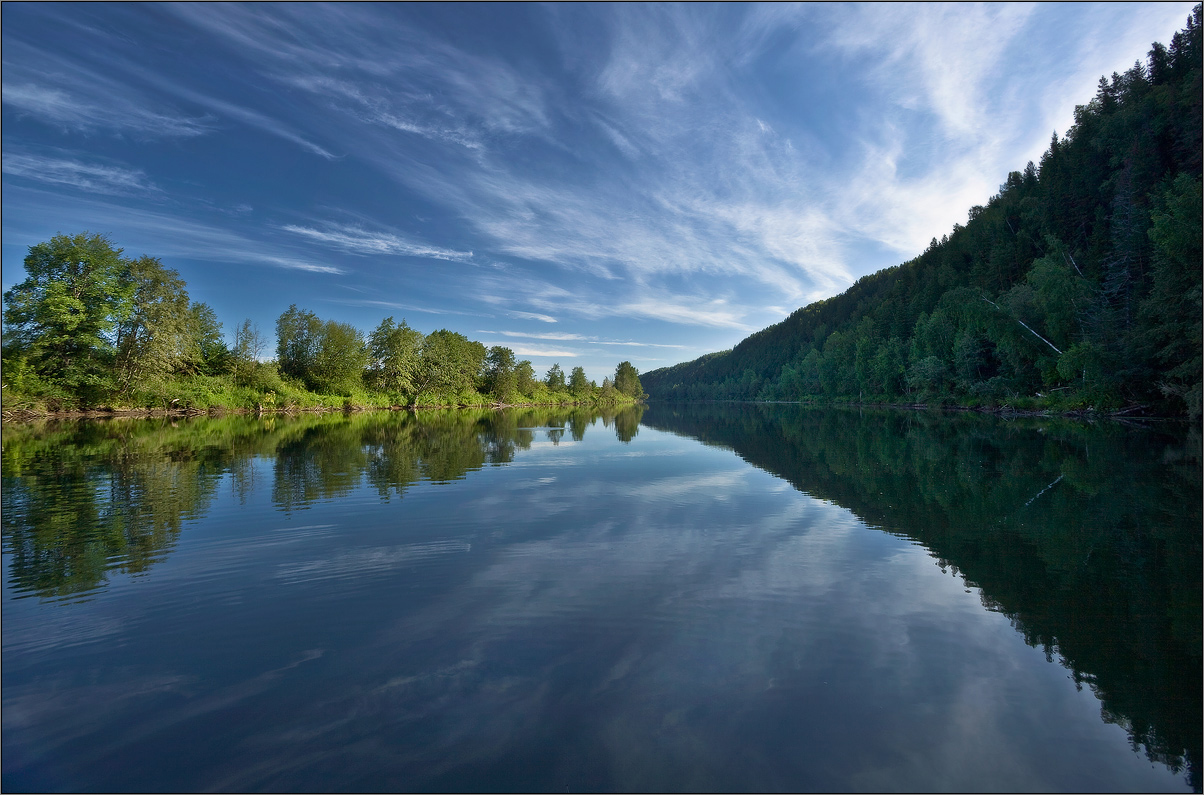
(2, 3, 1194, 381)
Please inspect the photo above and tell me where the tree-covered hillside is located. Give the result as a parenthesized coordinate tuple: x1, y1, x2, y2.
(644, 8, 1202, 417)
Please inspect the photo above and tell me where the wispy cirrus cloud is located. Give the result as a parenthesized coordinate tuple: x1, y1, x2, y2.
(507, 311, 558, 324)
(478, 330, 688, 349)
(2, 185, 345, 275)
(1, 58, 211, 139)
(487, 344, 580, 358)
(329, 299, 487, 318)
(282, 223, 473, 261)
(3, 152, 160, 195)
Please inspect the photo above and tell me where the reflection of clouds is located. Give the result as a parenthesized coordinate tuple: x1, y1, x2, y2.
(335, 433, 1173, 791)
(2, 673, 194, 741)
(3, 423, 1184, 792)
(626, 469, 749, 502)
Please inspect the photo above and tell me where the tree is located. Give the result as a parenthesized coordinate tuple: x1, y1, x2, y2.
(3, 233, 133, 398)
(274, 306, 367, 393)
(613, 360, 643, 397)
(412, 329, 486, 402)
(545, 362, 566, 391)
(515, 360, 537, 397)
(308, 319, 368, 394)
(231, 319, 267, 385)
(112, 255, 193, 390)
(485, 345, 517, 402)
(568, 365, 590, 396)
(366, 317, 424, 398)
(185, 302, 228, 375)
(276, 305, 322, 381)
(1140, 174, 1203, 415)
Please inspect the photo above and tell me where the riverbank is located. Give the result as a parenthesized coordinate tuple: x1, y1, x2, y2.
(0, 397, 644, 424)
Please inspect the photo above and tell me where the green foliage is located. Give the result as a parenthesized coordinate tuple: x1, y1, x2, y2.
(515, 359, 537, 398)
(643, 9, 1203, 417)
(230, 319, 267, 386)
(485, 345, 518, 402)
(274, 306, 368, 394)
(613, 360, 644, 397)
(3, 232, 132, 402)
(413, 329, 487, 403)
(0, 230, 650, 413)
(366, 317, 423, 399)
(568, 365, 590, 396)
(113, 255, 193, 391)
(275, 305, 323, 382)
(186, 302, 229, 375)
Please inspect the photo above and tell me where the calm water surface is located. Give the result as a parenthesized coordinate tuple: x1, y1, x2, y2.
(2, 404, 1200, 792)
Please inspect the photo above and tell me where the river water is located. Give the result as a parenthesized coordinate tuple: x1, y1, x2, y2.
(2, 404, 1199, 792)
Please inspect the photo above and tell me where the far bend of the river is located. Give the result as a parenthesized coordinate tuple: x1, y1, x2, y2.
(2, 404, 1200, 792)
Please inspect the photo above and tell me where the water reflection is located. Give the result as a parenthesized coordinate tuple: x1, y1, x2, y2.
(1, 402, 1198, 791)
(641, 403, 1202, 791)
(1, 405, 645, 599)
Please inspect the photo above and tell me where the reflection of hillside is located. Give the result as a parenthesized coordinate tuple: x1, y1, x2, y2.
(641, 403, 1202, 791)
(1, 405, 646, 599)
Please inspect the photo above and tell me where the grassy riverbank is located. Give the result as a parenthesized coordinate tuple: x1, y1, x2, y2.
(0, 369, 643, 422)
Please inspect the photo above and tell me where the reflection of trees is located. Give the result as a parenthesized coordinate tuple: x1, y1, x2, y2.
(641, 404, 1202, 791)
(3, 405, 633, 599)
(2, 421, 224, 599)
(612, 404, 644, 443)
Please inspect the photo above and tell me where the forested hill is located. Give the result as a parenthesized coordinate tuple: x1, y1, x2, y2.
(643, 8, 1202, 418)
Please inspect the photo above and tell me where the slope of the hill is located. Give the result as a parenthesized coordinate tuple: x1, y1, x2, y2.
(643, 8, 1202, 417)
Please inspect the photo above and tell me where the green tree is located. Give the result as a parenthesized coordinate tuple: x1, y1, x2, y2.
(309, 320, 368, 394)
(1140, 174, 1203, 416)
(366, 317, 424, 398)
(276, 305, 322, 382)
(485, 346, 518, 402)
(568, 365, 590, 397)
(2, 233, 133, 399)
(113, 255, 192, 391)
(185, 302, 228, 375)
(231, 319, 267, 385)
(613, 360, 643, 397)
(412, 329, 487, 402)
(515, 360, 537, 397)
(546, 362, 566, 391)
(274, 306, 367, 393)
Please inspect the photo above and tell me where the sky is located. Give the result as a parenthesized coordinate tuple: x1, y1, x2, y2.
(1, 3, 1195, 381)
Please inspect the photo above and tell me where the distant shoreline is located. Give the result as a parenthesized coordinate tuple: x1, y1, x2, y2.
(640, 399, 1184, 423)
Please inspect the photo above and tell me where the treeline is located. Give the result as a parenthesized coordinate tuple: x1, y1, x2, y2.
(644, 8, 1202, 418)
(1, 235, 644, 413)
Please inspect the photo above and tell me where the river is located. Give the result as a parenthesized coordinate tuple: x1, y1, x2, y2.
(2, 404, 1199, 791)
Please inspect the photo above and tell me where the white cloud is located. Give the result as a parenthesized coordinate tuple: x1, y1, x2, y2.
(478, 329, 690, 348)
(3, 152, 159, 195)
(1, 186, 346, 276)
(1, 58, 211, 138)
(508, 311, 559, 323)
(282, 223, 473, 261)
